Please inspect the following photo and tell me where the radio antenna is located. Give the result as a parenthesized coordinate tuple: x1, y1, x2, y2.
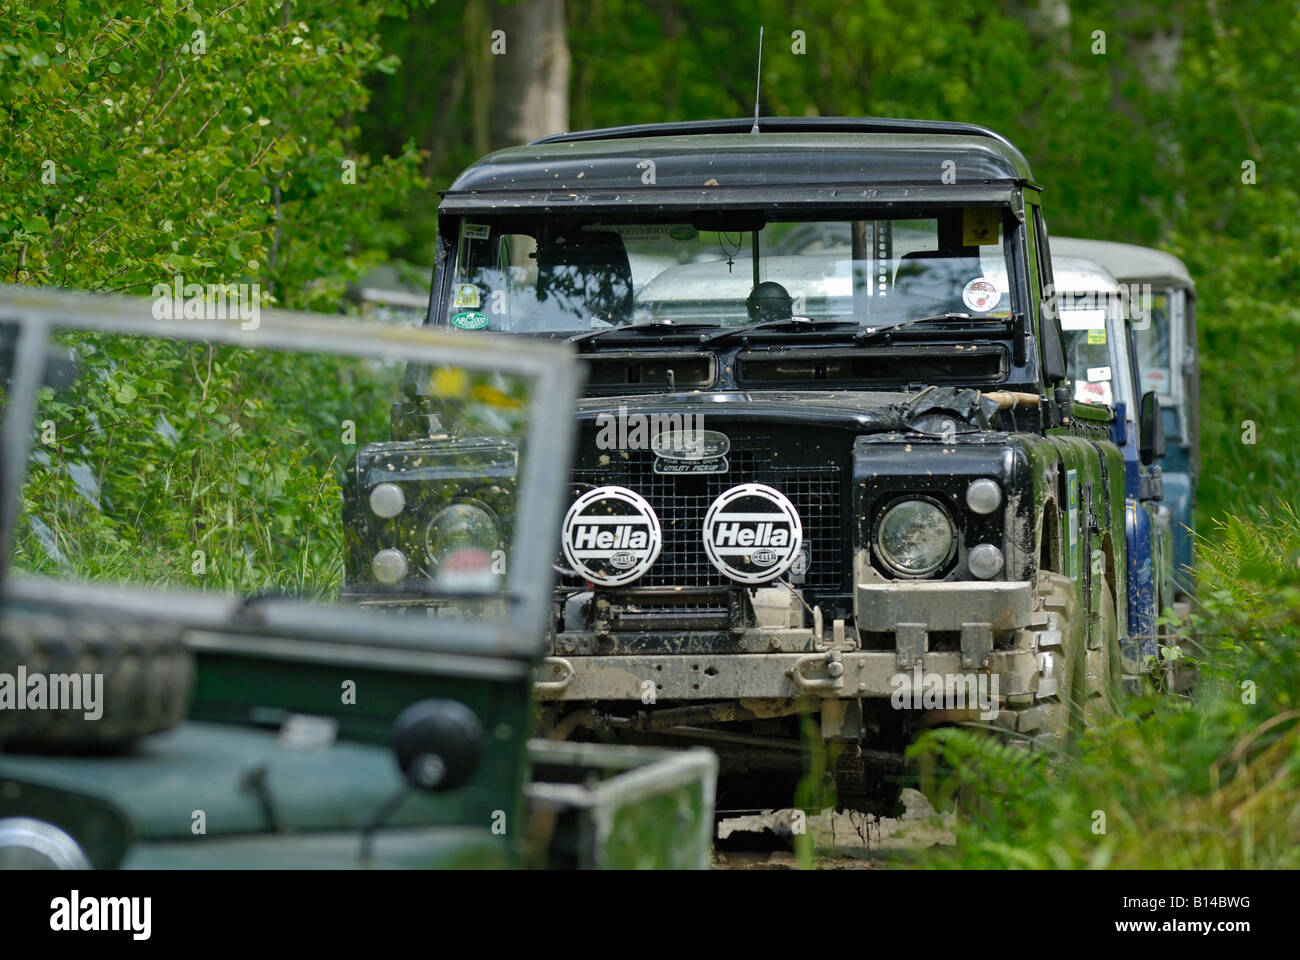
(750, 26, 764, 134)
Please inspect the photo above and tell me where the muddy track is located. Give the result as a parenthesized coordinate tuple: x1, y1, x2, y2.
(713, 788, 956, 869)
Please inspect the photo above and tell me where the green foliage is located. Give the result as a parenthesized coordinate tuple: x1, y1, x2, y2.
(912, 503, 1300, 869)
(1, 0, 427, 309)
(361, 0, 1300, 518)
(14, 332, 394, 597)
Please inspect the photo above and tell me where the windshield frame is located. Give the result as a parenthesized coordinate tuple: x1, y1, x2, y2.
(0, 286, 581, 660)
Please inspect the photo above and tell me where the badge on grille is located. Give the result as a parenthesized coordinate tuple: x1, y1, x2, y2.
(561, 486, 662, 586)
(652, 428, 730, 475)
(702, 483, 803, 584)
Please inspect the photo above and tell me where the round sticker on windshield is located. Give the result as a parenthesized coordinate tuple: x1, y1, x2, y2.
(961, 278, 1001, 313)
(561, 486, 662, 586)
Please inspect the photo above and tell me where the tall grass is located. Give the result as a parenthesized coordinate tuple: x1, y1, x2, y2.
(912, 503, 1300, 868)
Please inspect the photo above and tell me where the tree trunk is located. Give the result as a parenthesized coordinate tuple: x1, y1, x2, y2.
(490, 0, 570, 148)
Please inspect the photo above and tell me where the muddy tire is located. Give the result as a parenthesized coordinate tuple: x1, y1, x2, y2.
(1084, 573, 1123, 725)
(830, 741, 903, 817)
(0, 612, 193, 748)
(1023, 570, 1087, 751)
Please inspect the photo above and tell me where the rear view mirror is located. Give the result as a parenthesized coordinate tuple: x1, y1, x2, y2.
(1140, 390, 1166, 465)
(1039, 301, 1068, 384)
(690, 212, 766, 233)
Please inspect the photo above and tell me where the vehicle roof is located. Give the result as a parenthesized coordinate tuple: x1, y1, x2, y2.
(1049, 254, 1122, 295)
(1051, 237, 1194, 289)
(446, 117, 1036, 198)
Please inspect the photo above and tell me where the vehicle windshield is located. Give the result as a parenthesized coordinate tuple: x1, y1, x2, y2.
(0, 305, 574, 656)
(1133, 288, 1173, 396)
(1060, 296, 1135, 411)
(443, 211, 1016, 335)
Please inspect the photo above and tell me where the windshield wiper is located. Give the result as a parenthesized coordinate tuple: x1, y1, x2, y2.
(700, 317, 862, 346)
(855, 312, 978, 339)
(567, 320, 719, 348)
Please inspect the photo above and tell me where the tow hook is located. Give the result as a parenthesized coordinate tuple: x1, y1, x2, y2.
(535, 656, 575, 693)
(789, 649, 845, 693)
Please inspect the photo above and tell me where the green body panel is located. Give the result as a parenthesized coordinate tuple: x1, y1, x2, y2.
(1037, 419, 1130, 632)
(187, 646, 534, 833)
(0, 722, 514, 865)
(1, 721, 498, 837)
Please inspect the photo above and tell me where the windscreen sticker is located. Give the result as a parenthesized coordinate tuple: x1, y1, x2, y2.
(961, 277, 1001, 313)
(1087, 328, 1107, 345)
(463, 223, 490, 240)
(1075, 380, 1113, 406)
(1059, 308, 1107, 330)
(962, 208, 1000, 246)
(1086, 365, 1112, 381)
(450, 311, 490, 331)
(454, 284, 481, 309)
(1143, 368, 1170, 394)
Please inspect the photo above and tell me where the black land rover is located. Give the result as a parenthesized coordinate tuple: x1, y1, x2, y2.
(342, 118, 1131, 814)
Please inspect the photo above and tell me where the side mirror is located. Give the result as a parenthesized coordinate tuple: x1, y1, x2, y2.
(1039, 302, 1068, 384)
(1139, 391, 1166, 465)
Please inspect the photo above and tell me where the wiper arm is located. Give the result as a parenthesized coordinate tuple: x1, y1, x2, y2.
(854, 312, 974, 340)
(700, 317, 862, 346)
(567, 320, 718, 348)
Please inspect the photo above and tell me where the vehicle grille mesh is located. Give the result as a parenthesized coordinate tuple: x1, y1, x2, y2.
(564, 430, 843, 592)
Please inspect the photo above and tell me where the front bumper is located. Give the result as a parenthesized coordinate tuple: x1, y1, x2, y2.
(537, 580, 1039, 702)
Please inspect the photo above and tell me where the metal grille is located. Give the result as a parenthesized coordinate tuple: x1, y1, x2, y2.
(566, 430, 844, 592)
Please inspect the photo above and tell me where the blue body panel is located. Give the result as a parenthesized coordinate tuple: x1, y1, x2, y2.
(1159, 443, 1195, 598)
(1124, 498, 1159, 667)
(1112, 399, 1158, 643)
(1110, 400, 1141, 500)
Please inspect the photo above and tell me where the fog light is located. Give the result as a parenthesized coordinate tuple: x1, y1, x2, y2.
(369, 482, 406, 519)
(968, 543, 1005, 579)
(372, 548, 409, 584)
(965, 478, 1002, 515)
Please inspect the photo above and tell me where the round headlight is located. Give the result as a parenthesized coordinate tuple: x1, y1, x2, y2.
(0, 818, 90, 869)
(372, 548, 409, 585)
(369, 482, 406, 519)
(426, 503, 499, 567)
(876, 499, 955, 577)
(427, 503, 501, 592)
(968, 543, 1005, 579)
(965, 478, 1002, 515)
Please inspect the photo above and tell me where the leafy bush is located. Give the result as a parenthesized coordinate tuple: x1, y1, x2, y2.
(14, 331, 394, 598)
(913, 503, 1300, 869)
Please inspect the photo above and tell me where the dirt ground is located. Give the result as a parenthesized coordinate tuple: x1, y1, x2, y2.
(713, 788, 956, 869)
